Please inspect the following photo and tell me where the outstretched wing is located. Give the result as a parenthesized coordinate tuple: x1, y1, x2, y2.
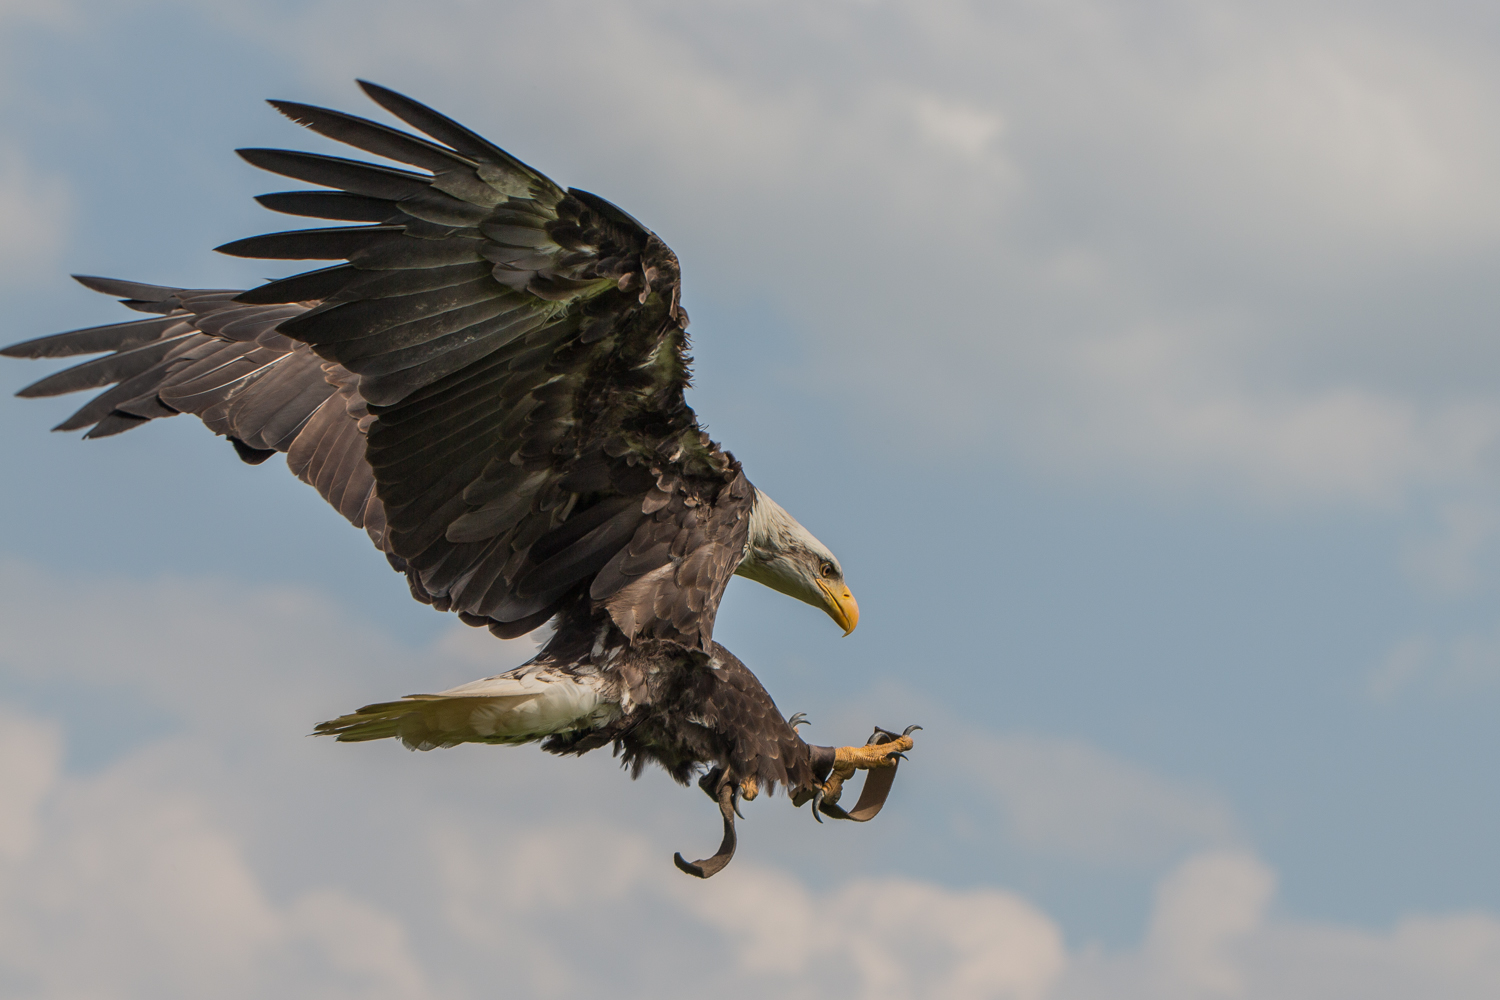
(5, 83, 750, 650)
(2, 278, 389, 543)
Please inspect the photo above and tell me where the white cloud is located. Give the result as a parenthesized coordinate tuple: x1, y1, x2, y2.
(0, 559, 540, 734)
(960, 733, 1240, 867)
(10, 0, 1500, 509)
(0, 151, 70, 284)
(1058, 850, 1500, 1000)
(1402, 502, 1500, 595)
(1012, 340, 1495, 505)
(201, 0, 1500, 507)
(1369, 636, 1434, 700)
(0, 0, 73, 28)
(1368, 622, 1500, 699)
(908, 92, 1006, 160)
(1137, 24, 1500, 253)
(1141, 851, 1276, 996)
(2, 563, 1500, 999)
(0, 730, 433, 1000)
(7, 700, 1500, 1000)
(11, 0, 1493, 506)
(0, 706, 60, 860)
(672, 868, 1067, 1000)
(438, 823, 1067, 1000)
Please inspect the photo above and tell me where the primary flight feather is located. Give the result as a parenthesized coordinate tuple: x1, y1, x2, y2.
(3, 81, 915, 876)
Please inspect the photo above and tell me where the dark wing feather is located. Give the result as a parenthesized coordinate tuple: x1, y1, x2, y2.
(5, 84, 748, 652)
(3, 279, 387, 543)
(217, 83, 747, 649)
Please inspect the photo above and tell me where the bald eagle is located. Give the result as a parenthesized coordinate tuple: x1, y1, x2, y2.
(2, 82, 916, 877)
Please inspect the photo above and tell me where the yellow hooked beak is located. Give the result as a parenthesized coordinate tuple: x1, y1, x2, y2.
(816, 579, 860, 635)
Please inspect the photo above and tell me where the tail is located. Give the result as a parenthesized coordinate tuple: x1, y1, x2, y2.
(314, 664, 616, 751)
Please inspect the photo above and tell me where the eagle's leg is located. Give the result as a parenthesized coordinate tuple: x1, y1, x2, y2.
(810, 725, 920, 823)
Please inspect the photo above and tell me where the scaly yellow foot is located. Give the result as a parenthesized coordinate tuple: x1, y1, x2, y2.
(814, 726, 919, 820)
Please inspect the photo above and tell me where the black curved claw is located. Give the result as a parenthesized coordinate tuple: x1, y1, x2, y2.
(889, 752, 909, 762)
(869, 725, 923, 746)
(787, 711, 810, 730)
(810, 787, 825, 824)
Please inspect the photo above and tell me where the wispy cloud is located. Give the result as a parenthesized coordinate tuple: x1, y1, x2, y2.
(186, 0, 1500, 506)
(1402, 502, 1500, 595)
(2, 563, 1498, 998)
(1369, 623, 1500, 699)
(5, 695, 1498, 998)
(13, 0, 1500, 507)
(1058, 850, 1500, 1000)
(958, 733, 1240, 867)
(0, 151, 70, 285)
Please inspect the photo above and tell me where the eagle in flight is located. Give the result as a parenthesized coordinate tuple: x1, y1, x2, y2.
(3, 82, 916, 877)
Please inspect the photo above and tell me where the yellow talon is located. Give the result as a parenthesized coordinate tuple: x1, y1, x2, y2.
(740, 776, 759, 801)
(819, 734, 914, 807)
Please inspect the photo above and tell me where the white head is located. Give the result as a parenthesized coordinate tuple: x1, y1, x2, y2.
(734, 488, 859, 634)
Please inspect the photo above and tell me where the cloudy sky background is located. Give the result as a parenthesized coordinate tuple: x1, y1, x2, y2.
(4, 0, 1500, 996)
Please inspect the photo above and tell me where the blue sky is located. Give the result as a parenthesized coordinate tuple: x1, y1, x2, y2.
(5, 1, 1500, 997)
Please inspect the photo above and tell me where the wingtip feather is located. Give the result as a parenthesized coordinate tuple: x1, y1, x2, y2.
(70, 274, 182, 302)
(268, 98, 310, 122)
(354, 80, 514, 165)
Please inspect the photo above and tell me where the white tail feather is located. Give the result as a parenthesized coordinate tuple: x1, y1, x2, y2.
(315, 664, 617, 751)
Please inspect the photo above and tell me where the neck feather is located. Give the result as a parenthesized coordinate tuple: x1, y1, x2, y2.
(747, 488, 804, 557)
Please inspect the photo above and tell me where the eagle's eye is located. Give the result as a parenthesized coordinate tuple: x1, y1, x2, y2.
(820, 562, 837, 579)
